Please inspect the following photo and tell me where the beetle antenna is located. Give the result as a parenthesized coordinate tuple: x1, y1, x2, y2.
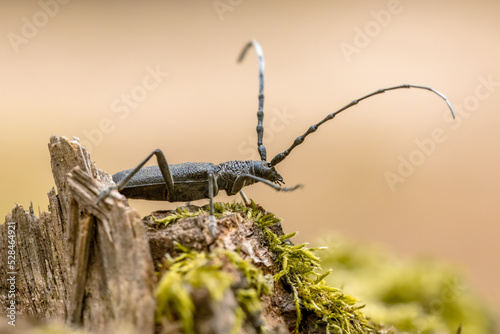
(270, 84, 456, 166)
(238, 40, 267, 161)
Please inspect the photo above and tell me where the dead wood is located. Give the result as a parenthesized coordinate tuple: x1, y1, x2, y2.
(144, 208, 294, 333)
(1, 136, 156, 333)
(0, 135, 344, 334)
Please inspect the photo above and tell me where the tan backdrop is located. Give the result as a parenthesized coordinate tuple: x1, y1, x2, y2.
(1, 0, 499, 320)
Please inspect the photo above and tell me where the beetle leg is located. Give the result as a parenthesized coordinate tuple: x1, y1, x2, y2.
(229, 174, 301, 197)
(240, 174, 302, 192)
(208, 172, 218, 237)
(97, 149, 174, 203)
(239, 190, 250, 205)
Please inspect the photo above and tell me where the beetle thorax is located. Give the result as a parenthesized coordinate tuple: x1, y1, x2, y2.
(216, 160, 255, 186)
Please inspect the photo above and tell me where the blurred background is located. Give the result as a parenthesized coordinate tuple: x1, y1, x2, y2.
(1, 0, 498, 323)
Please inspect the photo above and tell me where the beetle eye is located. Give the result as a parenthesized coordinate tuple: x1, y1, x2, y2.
(267, 163, 272, 168)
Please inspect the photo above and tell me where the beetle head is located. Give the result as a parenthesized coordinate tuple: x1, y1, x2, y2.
(253, 161, 284, 186)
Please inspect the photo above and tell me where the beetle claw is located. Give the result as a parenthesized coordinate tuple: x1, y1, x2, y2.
(209, 215, 218, 238)
(96, 185, 117, 204)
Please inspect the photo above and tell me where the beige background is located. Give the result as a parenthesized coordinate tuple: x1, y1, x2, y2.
(1, 0, 499, 321)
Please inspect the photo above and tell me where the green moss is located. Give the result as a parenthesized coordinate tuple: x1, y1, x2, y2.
(154, 201, 380, 333)
(318, 236, 496, 334)
(155, 243, 272, 334)
(246, 202, 376, 333)
(154, 207, 204, 226)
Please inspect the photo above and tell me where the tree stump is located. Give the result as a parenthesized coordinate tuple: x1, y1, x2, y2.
(1, 136, 156, 333)
(0, 136, 384, 334)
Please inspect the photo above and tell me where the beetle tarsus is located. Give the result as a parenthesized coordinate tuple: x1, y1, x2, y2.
(209, 215, 218, 237)
(96, 185, 117, 204)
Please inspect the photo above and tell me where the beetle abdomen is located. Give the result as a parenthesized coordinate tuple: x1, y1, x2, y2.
(112, 163, 217, 202)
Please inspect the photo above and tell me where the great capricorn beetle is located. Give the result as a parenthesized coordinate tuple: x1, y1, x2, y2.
(97, 40, 455, 236)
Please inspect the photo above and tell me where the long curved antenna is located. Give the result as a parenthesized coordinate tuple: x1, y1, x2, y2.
(270, 84, 456, 166)
(238, 40, 267, 161)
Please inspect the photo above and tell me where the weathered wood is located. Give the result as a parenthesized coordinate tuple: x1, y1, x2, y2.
(1, 201, 68, 321)
(66, 167, 156, 333)
(1, 136, 156, 333)
(1, 135, 377, 334)
(68, 211, 93, 325)
(145, 209, 293, 333)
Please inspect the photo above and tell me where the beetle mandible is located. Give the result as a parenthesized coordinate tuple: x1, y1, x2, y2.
(97, 40, 455, 236)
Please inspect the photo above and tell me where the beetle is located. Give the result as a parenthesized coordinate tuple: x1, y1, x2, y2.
(97, 40, 455, 236)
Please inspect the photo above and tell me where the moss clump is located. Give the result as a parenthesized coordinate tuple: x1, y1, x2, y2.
(241, 201, 378, 333)
(154, 201, 383, 333)
(155, 243, 272, 334)
(154, 207, 204, 226)
(318, 236, 496, 334)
